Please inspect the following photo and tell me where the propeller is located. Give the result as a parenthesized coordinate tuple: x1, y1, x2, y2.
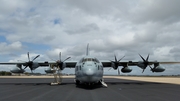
(24, 52, 40, 72)
(109, 54, 125, 75)
(48, 52, 70, 84)
(139, 54, 153, 73)
(53, 52, 71, 70)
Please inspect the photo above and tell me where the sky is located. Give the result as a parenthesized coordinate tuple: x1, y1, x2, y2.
(0, 0, 180, 75)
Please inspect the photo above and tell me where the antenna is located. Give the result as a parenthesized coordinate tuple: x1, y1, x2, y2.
(86, 43, 89, 56)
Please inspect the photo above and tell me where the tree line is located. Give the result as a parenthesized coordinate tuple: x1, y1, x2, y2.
(0, 71, 12, 76)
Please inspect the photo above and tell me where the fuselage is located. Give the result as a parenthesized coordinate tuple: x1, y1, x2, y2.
(75, 56, 103, 84)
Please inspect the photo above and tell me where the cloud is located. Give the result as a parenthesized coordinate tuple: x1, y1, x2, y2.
(0, 41, 22, 55)
(65, 23, 99, 34)
(129, 0, 180, 24)
(0, 0, 180, 75)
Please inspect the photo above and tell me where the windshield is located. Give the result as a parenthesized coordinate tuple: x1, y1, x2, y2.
(81, 58, 100, 63)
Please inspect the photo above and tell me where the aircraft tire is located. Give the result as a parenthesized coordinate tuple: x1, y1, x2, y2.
(75, 80, 80, 85)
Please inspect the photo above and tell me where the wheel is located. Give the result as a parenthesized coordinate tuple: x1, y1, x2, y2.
(75, 80, 80, 85)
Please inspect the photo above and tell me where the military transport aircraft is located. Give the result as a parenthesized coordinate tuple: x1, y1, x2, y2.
(0, 44, 180, 87)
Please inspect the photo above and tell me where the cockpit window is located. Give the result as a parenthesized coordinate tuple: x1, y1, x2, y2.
(81, 58, 85, 62)
(94, 58, 100, 63)
(81, 58, 94, 62)
(81, 58, 100, 63)
(84, 58, 88, 61)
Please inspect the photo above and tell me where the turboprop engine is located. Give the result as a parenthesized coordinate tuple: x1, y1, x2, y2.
(10, 52, 40, 73)
(10, 64, 25, 73)
(11, 67, 25, 73)
(110, 55, 126, 75)
(51, 52, 71, 70)
(23, 52, 40, 72)
(56, 60, 67, 70)
(24, 62, 39, 70)
(111, 55, 125, 70)
(138, 54, 165, 73)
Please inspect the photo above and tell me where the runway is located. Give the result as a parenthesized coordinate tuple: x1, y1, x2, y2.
(0, 76, 180, 101)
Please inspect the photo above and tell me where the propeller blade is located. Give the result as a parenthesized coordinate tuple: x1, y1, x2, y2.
(50, 52, 71, 70)
(118, 68, 120, 75)
(146, 54, 150, 61)
(17, 60, 26, 62)
(111, 55, 125, 64)
(114, 54, 117, 62)
(110, 55, 125, 75)
(50, 58, 56, 62)
(108, 67, 112, 71)
(63, 57, 71, 62)
(139, 54, 154, 73)
(139, 54, 146, 62)
(32, 55, 40, 61)
(148, 65, 153, 70)
(118, 56, 125, 62)
(149, 65, 154, 72)
(110, 60, 114, 63)
(31, 70, 33, 73)
(27, 52, 30, 61)
(142, 69, 145, 73)
(24, 65, 28, 69)
(59, 52, 61, 62)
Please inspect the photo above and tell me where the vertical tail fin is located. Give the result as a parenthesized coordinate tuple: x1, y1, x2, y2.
(86, 43, 89, 56)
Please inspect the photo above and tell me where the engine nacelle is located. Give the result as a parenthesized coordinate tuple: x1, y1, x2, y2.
(152, 66, 165, 72)
(31, 62, 39, 70)
(10, 67, 25, 73)
(49, 62, 66, 71)
(111, 62, 118, 70)
(23, 62, 40, 70)
(45, 67, 55, 74)
(121, 67, 132, 73)
(60, 63, 66, 70)
(137, 61, 146, 69)
(55, 63, 66, 70)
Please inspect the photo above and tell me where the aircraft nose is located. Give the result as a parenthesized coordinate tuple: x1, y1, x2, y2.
(85, 69, 94, 76)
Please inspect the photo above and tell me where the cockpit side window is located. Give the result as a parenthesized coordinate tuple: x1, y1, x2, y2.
(94, 58, 100, 63)
(79, 58, 84, 63)
(81, 58, 85, 63)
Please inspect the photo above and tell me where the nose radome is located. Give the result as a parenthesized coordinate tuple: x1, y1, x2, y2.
(85, 69, 94, 76)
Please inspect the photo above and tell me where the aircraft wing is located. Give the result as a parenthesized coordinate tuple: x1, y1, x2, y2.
(101, 61, 135, 67)
(0, 61, 77, 67)
(46, 61, 77, 68)
(0, 61, 50, 66)
(158, 62, 180, 64)
(101, 61, 180, 67)
(64, 61, 77, 67)
(1, 61, 179, 67)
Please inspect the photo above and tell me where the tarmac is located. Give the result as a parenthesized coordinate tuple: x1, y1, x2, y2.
(0, 76, 180, 101)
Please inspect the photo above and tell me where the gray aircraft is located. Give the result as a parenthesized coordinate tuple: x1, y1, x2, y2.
(0, 44, 180, 87)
